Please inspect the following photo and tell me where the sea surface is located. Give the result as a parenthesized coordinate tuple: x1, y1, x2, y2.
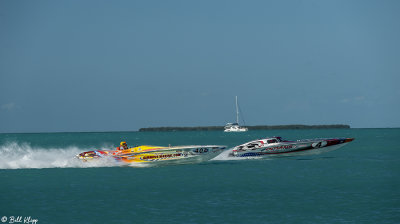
(0, 129, 399, 224)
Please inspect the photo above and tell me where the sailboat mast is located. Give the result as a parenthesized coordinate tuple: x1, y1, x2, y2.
(236, 96, 239, 124)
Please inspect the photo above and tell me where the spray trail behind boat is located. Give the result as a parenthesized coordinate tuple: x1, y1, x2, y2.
(0, 142, 145, 169)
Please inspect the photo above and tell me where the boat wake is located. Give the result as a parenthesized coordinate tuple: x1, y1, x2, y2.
(0, 142, 148, 169)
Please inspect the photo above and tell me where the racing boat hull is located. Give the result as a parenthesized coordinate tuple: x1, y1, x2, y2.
(77, 145, 226, 164)
(232, 137, 354, 157)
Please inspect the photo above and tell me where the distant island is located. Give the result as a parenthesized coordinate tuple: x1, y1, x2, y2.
(138, 124, 350, 132)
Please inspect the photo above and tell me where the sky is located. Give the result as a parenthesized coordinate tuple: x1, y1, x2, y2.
(0, 0, 399, 133)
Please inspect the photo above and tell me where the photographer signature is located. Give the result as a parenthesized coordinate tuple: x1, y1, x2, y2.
(1, 216, 38, 224)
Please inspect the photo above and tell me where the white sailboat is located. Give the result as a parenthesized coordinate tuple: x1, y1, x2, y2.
(224, 96, 248, 132)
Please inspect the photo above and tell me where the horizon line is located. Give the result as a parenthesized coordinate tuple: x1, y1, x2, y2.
(1, 127, 399, 135)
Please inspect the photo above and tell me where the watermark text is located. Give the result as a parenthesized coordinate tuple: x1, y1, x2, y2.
(1, 216, 38, 224)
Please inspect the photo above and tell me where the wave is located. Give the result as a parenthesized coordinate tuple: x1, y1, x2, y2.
(0, 142, 146, 169)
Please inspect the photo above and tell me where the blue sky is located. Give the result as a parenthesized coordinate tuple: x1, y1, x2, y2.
(0, 0, 399, 132)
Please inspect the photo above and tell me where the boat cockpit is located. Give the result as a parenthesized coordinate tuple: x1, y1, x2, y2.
(235, 137, 284, 151)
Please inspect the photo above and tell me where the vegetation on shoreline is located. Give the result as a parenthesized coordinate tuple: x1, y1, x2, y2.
(139, 124, 350, 132)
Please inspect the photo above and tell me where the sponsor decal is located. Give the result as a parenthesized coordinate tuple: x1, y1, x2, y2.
(141, 153, 184, 161)
(239, 152, 262, 157)
(260, 145, 295, 152)
(312, 141, 327, 148)
(193, 148, 209, 153)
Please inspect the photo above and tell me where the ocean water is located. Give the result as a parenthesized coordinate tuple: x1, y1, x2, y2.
(0, 129, 399, 224)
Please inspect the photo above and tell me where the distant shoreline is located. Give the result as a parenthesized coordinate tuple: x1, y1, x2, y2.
(3, 126, 400, 134)
(139, 124, 350, 132)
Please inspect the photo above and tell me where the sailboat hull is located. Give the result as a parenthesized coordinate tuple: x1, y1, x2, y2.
(224, 126, 248, 132)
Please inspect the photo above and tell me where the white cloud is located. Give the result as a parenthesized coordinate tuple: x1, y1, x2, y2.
(340, 98, 350, 103)
(340, 96, 366, 104)
(1, 103, 16, 110)
(354, 96, 365, 101)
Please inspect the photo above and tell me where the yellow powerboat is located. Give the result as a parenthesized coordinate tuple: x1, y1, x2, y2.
(77, 145, 226, 164)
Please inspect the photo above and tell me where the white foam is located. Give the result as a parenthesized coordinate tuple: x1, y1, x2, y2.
(0, 142, 121, 169)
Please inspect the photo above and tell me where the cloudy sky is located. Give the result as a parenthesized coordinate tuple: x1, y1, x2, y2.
(1, 0, 399, 133)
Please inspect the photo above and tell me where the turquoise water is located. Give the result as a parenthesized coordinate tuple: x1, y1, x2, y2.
(1, 129, 399, 223)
